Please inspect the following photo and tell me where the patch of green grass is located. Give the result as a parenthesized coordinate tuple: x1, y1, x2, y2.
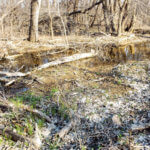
(25, 119, 34, 136)
(110, 103, 113, 107)
(51, 106, 57, 116)
(10, 92, 41, 108)
(0, 137, 3, 145)
(37, 119, 45, 128)
(10, 98, 23, 107)
(51, 103, 70, 120)
(81, 145, 87, 150)
(117, 80, 122, 85)
(96, 72, 101, 75)
(3, 134, 15, 146)
(50, 88, 59, 97)
(48, 138, 62, 150)
(86, 99, 91, 104)
(92, 84, 99, 89)
(98, 146, 102, 150)
(15, 124, 24, 135)
(49, 142, 60, 150)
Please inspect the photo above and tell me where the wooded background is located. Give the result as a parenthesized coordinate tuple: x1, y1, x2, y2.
(0, 0, 150, 39)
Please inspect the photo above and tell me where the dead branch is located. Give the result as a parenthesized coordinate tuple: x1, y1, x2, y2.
(0, 124, 41, 149)
(131, 123, 150, 132)
(0, 125, 26, 142)
(0, 0, 25, 22)
(5, 79, 16, 87)
(0, 99, 51, 123)
(68, 0, 103, 16)
(0, 71, 29, 77)
(58, 119, 77, 139)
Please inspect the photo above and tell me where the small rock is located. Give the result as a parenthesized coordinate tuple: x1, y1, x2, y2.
(112, 115, 122, 126)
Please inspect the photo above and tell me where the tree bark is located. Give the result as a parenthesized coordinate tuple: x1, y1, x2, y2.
(117, 0, 128, 36)
(29, 0, 41, 42)
(102, 0, 110, 33)
(47, 0, 54, 39)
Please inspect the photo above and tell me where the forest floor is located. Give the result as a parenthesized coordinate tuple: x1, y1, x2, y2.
(0, 34, 150, 150)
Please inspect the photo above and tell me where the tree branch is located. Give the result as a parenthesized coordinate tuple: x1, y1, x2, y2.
(68, 0, 103, 16)
(0, 0, 25, 22)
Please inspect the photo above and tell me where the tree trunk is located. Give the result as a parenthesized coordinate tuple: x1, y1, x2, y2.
(102, 0, 110, 33)
(73, 0, 79, 23)
(90, 5, 99, 28)
(47, 0, 54, 39)
(121, 0, 129, 33)
(117, 8, 123, 36)
(28, 0, 41, 42)
(117, 0, 128, 36)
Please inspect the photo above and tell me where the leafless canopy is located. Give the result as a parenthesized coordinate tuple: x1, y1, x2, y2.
(0, 0, 149, 39)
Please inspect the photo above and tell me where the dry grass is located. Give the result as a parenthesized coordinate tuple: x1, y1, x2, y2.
(0, 34, 150, 59)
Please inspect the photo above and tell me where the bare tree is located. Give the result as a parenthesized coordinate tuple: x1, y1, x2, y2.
(28, 0, 41, 42)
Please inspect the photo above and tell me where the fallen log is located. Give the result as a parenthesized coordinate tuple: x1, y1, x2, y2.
(1, 51, 97, 86)
(37, 51, 97, 70)
(2, 51, 96, 76)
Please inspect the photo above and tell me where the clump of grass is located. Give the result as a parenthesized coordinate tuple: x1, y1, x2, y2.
(25, 120, 34, 136)
(0, 137, 3, 145)
(49, 88, 59, 98)
(10, 92, 41, 108)
(48, 137, 63, 150)
(37, 119, 45, 128)
(51, 103, 70, 120)
(15, 124, 24, 135)
(48, 88, 70, 120)
(117, 80, 122, 85)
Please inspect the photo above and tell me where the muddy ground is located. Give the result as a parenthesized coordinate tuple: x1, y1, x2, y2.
(0, 35, 150, 150)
